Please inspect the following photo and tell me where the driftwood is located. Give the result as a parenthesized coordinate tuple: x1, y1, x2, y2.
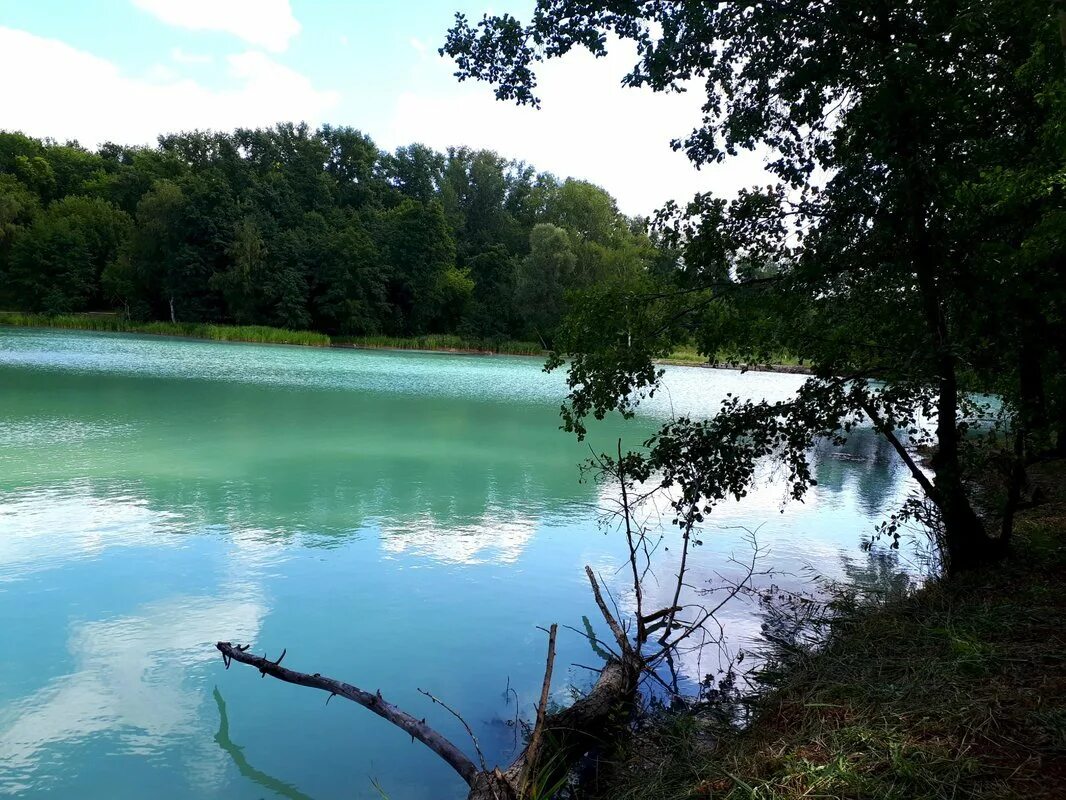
(215, 643, 480, 783)
(217, 566, 645, 800)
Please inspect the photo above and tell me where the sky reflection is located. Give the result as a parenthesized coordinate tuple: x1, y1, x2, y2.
(0, 329, 924, 799)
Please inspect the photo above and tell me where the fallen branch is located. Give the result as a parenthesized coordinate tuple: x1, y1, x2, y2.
(217, 566, 644, 800)
(585, 565, 631, 655)
(216, 642, 480, 785)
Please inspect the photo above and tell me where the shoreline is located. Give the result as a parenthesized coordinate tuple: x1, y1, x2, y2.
(0, 315, 810, 374)
(594, 459, 1066, 799)
(655, 357, 812, 375)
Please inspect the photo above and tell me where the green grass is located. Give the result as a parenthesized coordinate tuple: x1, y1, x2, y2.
(660, 344, 809, 372)
(0, 312, 545, 354)
(0, 312, 331, 346)
(593, 460, 1066, 800)
(334, 333, 544, 356)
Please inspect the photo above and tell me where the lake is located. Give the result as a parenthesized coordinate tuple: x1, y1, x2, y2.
(0, 328, 922, 799)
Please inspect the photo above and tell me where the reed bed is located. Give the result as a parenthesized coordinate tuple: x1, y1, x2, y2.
(335, 334, 544, 356)
(0, 313, 331, 347)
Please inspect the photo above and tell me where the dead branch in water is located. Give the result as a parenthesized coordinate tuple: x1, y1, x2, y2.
(216, 642, 480, 784)
(218, 566, 644, 800)
(520, 623, 558, 798)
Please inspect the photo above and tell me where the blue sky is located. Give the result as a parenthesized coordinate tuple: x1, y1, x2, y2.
(0, 0, 765, 214)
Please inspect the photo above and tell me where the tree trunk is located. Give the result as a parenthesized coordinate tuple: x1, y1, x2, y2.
(929, 353, 993, 571)
(900, 111, 992, 573)
(468, 660, 640, 800)
(169, 295, 176, 324)
(1018, 337, 1047, 438)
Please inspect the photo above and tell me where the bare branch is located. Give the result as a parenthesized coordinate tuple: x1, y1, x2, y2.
(215, 642, 479, 786)
(417, 689, 488, 773)
(521, 623, 558, 798)
(585, 566, 632, 655)
(659, 516, 696, 645)
(858, 396, 937, 499)
(616, 440, 647, 643)
(648, 536, 763, 665)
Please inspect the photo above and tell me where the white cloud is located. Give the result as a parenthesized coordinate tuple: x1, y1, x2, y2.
(0, 27, 339, 148)
(387, 40, 771, 216)
(380, 511, 538, 565)
(0, 593, 266, 782)
(132, 0, 300, 53)
(170, 47, 213, 65)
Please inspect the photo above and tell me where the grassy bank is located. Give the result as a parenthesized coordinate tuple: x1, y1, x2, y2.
(333, 333, 544, 356)
(597, 460, 1066, 800)
(658, 344, 811, 373)
(0, 312, 331, 347)
(0, 312, 811, 369)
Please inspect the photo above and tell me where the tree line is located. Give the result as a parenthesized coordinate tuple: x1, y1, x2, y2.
(0, 126, 657, 343)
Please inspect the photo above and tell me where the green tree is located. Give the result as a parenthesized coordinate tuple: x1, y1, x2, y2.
(211, 216, 268, 323)
(8, 195, 130, 314)
(444, 0, 1066, 571)
(513, 223, 575, 341)
(0, 174, 39, 300)
(126, 180, 188, 322)
(386, 144, 446, 205)
(379, 198, 458, 334)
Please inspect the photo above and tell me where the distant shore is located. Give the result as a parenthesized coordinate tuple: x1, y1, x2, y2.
(0, 312, 810, 373)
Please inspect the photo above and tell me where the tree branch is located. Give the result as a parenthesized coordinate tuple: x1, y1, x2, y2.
(585, 566, 632, 655)
(520, 623, 558, 798)
(215, 642, 479, 786)
(858, 397, 937, 500)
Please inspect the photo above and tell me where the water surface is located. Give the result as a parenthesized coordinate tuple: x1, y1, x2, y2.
(0, 329, 919, 799)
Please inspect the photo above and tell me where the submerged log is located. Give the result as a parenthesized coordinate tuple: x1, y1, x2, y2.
(216, 566, 643, 799)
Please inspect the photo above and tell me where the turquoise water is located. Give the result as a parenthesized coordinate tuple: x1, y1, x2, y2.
(0, 329, 918, 799)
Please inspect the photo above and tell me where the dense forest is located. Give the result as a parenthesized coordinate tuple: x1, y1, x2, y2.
(0, 127, 658, 343)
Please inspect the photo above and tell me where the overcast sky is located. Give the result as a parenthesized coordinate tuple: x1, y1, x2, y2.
(0, 0, 768, 215)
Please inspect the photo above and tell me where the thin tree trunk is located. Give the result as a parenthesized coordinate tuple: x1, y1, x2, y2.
(928, 347, 990, 571)
(902, 129, 991, 572)
(169, 295, 176, 324)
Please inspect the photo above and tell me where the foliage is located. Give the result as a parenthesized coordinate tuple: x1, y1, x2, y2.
(0, 126, 656, 344)
(444, 0, 1066, 571)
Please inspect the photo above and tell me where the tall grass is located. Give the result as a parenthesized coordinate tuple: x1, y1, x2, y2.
(335, 333, 544, 356)
(662, 343, 807, 370)
(0, 313, 544, 353)
(0, 313, 331, 347)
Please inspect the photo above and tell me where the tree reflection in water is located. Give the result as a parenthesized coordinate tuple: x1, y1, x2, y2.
(213, 688, 316, 800)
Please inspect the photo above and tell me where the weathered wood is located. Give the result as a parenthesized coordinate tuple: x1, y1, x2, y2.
(584, 566, 630, 654)
(215, 642, 480, 785)
(520, 623, 558, 798)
